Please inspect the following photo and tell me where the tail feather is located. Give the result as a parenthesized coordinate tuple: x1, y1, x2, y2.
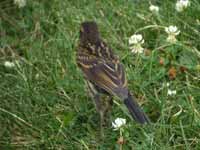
(124, 92, 150, 124)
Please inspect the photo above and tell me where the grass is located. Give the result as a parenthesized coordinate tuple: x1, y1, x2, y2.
(0, 0, 200, 149)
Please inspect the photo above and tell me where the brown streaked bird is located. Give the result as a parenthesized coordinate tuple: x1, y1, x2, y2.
(76, 21, 149, 128)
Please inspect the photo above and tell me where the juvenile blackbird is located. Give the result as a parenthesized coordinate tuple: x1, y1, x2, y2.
(76, 21, 149, 128)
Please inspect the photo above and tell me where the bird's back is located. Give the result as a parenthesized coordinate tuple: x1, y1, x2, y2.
(77, 39, 128, 99)
(78, 40, 117, 61)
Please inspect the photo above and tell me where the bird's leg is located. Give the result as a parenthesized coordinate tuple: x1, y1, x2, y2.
(102, 96, 113, 126)
(93, 94, 105, 137)
(108, 96, 113, 111)
(86, 81, 105, 137)
(93, 95, 113, 134)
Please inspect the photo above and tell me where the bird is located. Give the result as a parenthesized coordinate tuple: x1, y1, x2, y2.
(76, 21, 149, 130)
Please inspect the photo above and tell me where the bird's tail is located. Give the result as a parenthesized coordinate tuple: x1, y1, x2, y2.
(124, 91, 150, 124)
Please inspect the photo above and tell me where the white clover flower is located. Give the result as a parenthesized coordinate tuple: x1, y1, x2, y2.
(112, 118, 126, 130)
(14, 0, 26, 8)
(165, 26, 180, 34)
(165, 26, 180, 43)
(167, 89, 177, 96)
(4, 61, 15, 68)
(176, 0, 190, 12)
(129, 34, 144, 45)
(130, 45, 144, 54)
(149, 5, 159, 13)
(129, 34, 144, 54)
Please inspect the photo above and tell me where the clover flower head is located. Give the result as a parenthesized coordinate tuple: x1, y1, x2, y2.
(176, 0, 190, 12)
(149, 5, 159, 13)
(131, 45, 144, 54)
(14, 0, 26, 8)
(167, 89, 177, 96)
(4, 61, 15, 68)
(112, 118, 126, 130)
(165, 26, 180, 35)
(129, 34, 144, 45)
(129, 34, 144, 54)
(165, 26, 180, 43)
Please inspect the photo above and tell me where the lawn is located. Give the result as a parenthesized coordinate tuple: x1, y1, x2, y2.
(0, 0, 200, 149)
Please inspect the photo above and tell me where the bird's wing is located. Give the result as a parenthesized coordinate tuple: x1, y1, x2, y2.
(77, 53, 128, 98)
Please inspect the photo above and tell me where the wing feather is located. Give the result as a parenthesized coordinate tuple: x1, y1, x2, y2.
(77, 54, 127, 96)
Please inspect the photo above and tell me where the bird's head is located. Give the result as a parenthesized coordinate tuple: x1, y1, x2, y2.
(80, 21, 100, 45)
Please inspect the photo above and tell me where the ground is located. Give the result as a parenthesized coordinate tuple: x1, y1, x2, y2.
(0, 0, 200, 149)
